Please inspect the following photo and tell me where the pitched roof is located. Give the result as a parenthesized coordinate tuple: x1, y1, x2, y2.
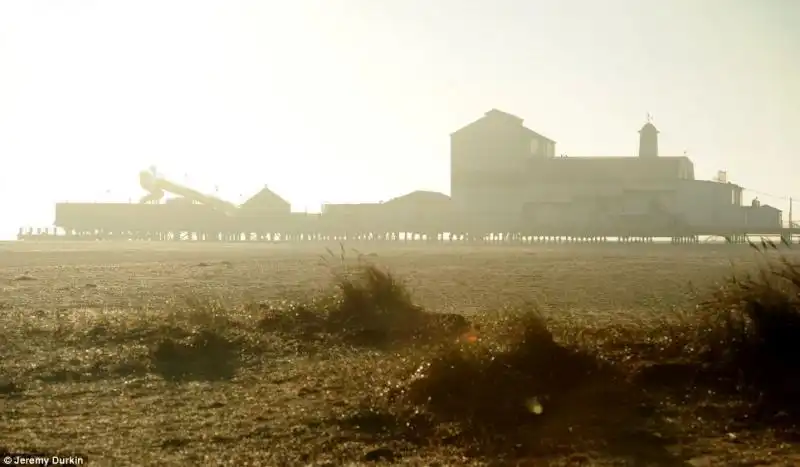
(747, 204, 781, 212)
(451, 108, 555, 143)
(484, 108, 523, 123)
(240, 185, 290, 210)
(522, 126, 556, 144)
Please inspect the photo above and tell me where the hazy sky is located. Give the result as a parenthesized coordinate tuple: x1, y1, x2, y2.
(0, 0, 797, 238)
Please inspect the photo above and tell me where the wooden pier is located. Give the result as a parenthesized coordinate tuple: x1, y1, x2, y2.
(16, 226, 800, 246)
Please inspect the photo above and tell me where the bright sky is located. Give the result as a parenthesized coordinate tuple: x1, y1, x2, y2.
(0, 0, 798, 239)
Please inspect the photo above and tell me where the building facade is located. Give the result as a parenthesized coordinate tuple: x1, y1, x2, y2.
(449, 108, 782, 235)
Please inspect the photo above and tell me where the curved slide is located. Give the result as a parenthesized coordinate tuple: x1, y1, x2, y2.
(138, 169, 238, 215)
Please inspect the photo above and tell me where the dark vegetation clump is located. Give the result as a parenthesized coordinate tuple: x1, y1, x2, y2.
(149, 328, 241, 381)
(688, 239, 800, 418)
(257, 299, 329, 338)
(399, 311, 614, 427)
(0, 377, 20, 395)
(12, 274, 36, 282)
(326, 262, 468, 346)
(377, 310, 654, 459)
(258, 245, 469, 348)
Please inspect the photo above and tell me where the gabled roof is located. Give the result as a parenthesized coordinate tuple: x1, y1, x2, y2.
(240, 185, 290, 210)
(451, 108, 555, 143)
(484, 108, 523, 123)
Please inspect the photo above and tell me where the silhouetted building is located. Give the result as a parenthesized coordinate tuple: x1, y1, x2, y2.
(450, 109, 555, 198)
(46, 108, 784, 240)
(449, 109, 558, 230)
(448, 109, 779, 233)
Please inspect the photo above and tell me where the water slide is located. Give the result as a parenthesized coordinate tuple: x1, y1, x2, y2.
(138, 168, 238, 215)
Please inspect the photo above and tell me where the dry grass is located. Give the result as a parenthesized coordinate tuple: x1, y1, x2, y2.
(691, 240, 800, 415)
(257, 245, 469, 348)
(2, 242, 800, 465)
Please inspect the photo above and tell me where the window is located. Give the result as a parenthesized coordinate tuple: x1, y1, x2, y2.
(529, 138, 540, 156)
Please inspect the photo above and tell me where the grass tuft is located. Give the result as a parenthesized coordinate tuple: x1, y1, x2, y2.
(150, 328, 241, 381)
(12, 274, 36, 281)
(386, 309, 650, 458)
(257, 299, 329, 338)
(0, 377, 20, 395)
(260, 245, 470, 348)
(327, 263, 429, 345)
(691, 240, 800, 417)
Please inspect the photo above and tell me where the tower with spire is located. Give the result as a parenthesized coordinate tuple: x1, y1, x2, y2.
(638, 113, 659, 158)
